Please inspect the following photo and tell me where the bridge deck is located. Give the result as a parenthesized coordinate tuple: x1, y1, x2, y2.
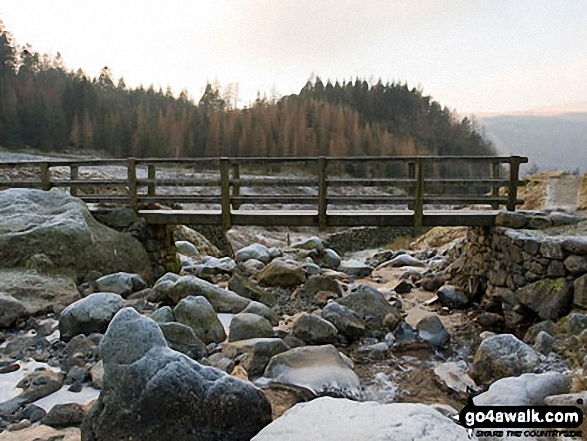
(137, 209, 498, 227)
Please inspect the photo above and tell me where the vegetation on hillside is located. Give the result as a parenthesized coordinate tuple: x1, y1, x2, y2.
(0, 23, 495, 161)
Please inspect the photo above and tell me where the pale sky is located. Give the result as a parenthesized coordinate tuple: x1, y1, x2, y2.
(1, 0, 586, 114)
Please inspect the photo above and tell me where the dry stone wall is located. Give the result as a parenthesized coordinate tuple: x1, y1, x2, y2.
(449, 211, 587, 325)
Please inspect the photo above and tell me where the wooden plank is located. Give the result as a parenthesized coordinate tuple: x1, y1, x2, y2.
(220, 157, 231, 230)
(318, 156, 328, 231)
(133, 209, 498, 228)
(40, 162, 51, 191)
(413, 158, 424, 233)
(147, 164, 157, 196)
(327, 178, 415, 187)
(137, 178, 221, 187)
(231, 163, 241, 210)
(51, 179, 127, 187)
(136, 195, 222, 204)
(507, 156, 523, 211)
(70, 165, 79, 196)
(127, 157, 137, 210)
(0, 180, 43, 188)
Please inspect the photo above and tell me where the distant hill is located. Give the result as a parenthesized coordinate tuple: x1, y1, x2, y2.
(479, 111, 587, 174)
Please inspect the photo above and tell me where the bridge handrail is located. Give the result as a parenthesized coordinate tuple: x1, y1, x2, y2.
(0, 155, 528, 231)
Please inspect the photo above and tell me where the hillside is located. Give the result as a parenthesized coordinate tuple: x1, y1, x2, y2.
(480, 112, 587, 173)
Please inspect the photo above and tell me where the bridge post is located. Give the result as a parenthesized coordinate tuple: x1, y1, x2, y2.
(40, 162, 51, 191)
(407, 162, 416, 210)
(490, 162, 500, 209)
(127, 157, 138, 211)
(148, 164, 157, 197)
(220, 157, 232, 230)
(231, 163, 241, 210)
(413, 158, 424, 234)
(318, 156, 328, 231)
(69, 165, 79, 196)
(507, 156, 522, 211)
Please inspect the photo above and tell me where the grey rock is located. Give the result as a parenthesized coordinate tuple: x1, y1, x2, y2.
(158, 275, 251, 313)
(437, 285, 468, 309)
(357, 342, 389, 361)
(524, 320, 556, 344)
(298, 275, 342, 298)
(474, 372, 571, 406)
(337, 285, 398, 328)
(82, 308, 272, 441)
(239, 259, 266, 276)
(293, 313, 338, 344)
(563, 255, 587, 275)
(338, 260, 373, 278)
(473, 334, 542, 383)
(540, 240, 564, 260)
(174, 296, 226, 344)
(574, 274, 587, 308)
(228, 273, 276, 306)
(0, 189, 151, 277)
(95, 272, 146, 298)
(319, 248, 341, 270)
(516, 278, 573, 321)
(321, 302, 365, 340)
(229, 313, 274, 342)
(495, 211, 528, 228)
(267, 247, 283, 259)
(548, 212, 583, 226)
(292, 236, 324, 253)
(376, 254, 426, 269)
(150, 305, 175, 323)
(421, 277, 444, 292)
(91, 360, 104, 389)
(43, 402, 87, 427)
(0, 293, 26, 328)
(0, 370, 63, 417)
(59, 292, 124, 341)
(242, 301, 279, 326)
(251, 397, 472, 441)
(533, 331, 555, 355)
(416, 315, 450, 347)
(158, 322, 207, 359)
(393, 281, 412, 294)
(235, 243, 271, 264)
(528, 215, 552, 230)
(0, 269, 80, 318)
(222, 338, 288, 377)
(202, 353, 235, 373)
(176, 240, 200, 258)
(66, 365, 89, 384)
(257, 258, 306, 286)
(562, 237, 587, 255)
(546, 260, 566, 277)
(263, 345, 361, 398)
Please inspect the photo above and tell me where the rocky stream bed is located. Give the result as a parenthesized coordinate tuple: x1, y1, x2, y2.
(1, 153, 587, 440)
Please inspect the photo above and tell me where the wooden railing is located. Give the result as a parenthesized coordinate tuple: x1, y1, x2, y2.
(0, 155, 528, 231)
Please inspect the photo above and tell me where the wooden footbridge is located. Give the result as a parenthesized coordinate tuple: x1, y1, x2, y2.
(0, 155, 528, 231)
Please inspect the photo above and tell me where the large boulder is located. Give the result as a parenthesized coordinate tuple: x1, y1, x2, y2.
(472, 334, 542, 383)
(173, 296, 226, 344)
(516, 278, 573, 320)
(242, 301, 279, 326)
(155, 275, 251, 313)
(81, 308, 272, 441)
(574, 274, 587, 308)
(0, 269, 80, 317)
(222, 338, 289, 377)
(263, 345, 361, 398)
(292, 313, 338, 344)
(0, 189, 151, 278)
(229, 313, 274, 342)
(95, 272, 147, 298)
(59, 293, 124, 341)
(252, 397, 471, 441)
(257, 258, 306, 286)
(337, 260, 373, 278)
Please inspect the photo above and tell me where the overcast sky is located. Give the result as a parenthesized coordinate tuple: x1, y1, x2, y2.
(1, 0, 586, 114)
